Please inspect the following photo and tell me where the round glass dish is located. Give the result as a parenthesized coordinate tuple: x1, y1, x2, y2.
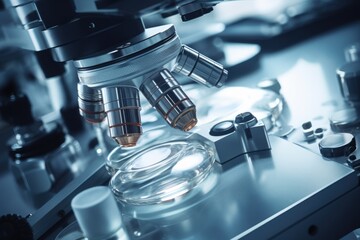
(106, 125, 190, 175)
(109, 140, 215, 205)
(194, 86, 283, 129)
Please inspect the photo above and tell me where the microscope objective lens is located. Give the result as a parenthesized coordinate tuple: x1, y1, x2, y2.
(101, 86, 142, 147)
(140, 69, 197, 131)
(4, 2, 359, 239)
(77, 83, 106, 124)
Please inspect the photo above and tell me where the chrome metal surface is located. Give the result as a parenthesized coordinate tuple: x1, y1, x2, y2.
(75, 32, 181, 88)
(193, 116, 271, 164)
(101, 86, 142, 147)
(118, 136, 357, 239)
(73, 25, 176, 69)
(77, 83, 106, 124)
(1, 8, 360, 240)
(140, 69, 197, 131)
(174, 45, 228, 87)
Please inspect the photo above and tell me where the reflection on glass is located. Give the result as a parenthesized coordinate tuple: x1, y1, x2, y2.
(110, 140, 216, 205)
(106, 126, 191, 175)
(194, 86, 283, 129)
(172, 153, 204, 173)
(132, 147, 171, 170)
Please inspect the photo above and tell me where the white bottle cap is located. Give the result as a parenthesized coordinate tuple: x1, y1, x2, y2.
(71, 186, 122, 239)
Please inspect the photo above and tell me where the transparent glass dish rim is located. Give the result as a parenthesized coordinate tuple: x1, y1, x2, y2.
(109, 139, 216, 205)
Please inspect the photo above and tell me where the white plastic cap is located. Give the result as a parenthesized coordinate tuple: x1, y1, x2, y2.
(71, 186, 123, 239)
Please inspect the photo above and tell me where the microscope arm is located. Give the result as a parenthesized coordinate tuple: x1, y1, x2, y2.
(1, 0, 230, 146)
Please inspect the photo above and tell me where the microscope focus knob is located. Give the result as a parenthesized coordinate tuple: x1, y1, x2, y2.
(336, 61, 360, 105)
(0, 214, 33, 240)
(318, 133, 356, 158)
(0, 93, 35, 126)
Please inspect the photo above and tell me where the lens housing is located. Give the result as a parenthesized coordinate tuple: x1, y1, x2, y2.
(101, 86, 142, 147)
(140, 69, 197, 131)
(174, 45, 228, 88)
(77, 83, 106, 124)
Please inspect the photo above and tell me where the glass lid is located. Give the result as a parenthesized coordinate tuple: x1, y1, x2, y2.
(109, 140, 215, 205)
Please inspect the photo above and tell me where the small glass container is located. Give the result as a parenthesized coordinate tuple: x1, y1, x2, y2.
(105, 125, 190, 175)
(109, 139, 216, 205)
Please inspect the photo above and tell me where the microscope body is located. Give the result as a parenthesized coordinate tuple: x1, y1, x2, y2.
(2, 0, 228, 147)
(2, 1, 360, 240)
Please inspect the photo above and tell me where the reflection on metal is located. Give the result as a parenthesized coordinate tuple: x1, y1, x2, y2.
(77, 83, 106, 124)
(193, 112, 271, 164)
(1, 2, 360, 239)
(101, 86, 142, 147)
(72, 24, 227, 147)
(174, 45, 228, 88)
(140, 69, 197, 131)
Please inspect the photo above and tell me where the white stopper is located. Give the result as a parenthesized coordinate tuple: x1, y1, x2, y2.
(71, 186, 123, 239)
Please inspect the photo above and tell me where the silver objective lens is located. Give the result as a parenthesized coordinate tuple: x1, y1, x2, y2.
(174, 45, 228, 88)
(101, 86, 142, 147)
(140, 69, 197, 131)
(77, 83, 106, 123)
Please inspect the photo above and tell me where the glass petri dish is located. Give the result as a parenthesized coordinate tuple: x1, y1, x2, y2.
(106, 125, 191, 174)
(194, 86, 283, 129)
(109, 140, 215, 205)
(119, 170, 219, 225)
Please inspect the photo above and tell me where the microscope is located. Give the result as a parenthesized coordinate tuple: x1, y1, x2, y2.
(2, 0, 228, 147)
(1, 1, 360, 239)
